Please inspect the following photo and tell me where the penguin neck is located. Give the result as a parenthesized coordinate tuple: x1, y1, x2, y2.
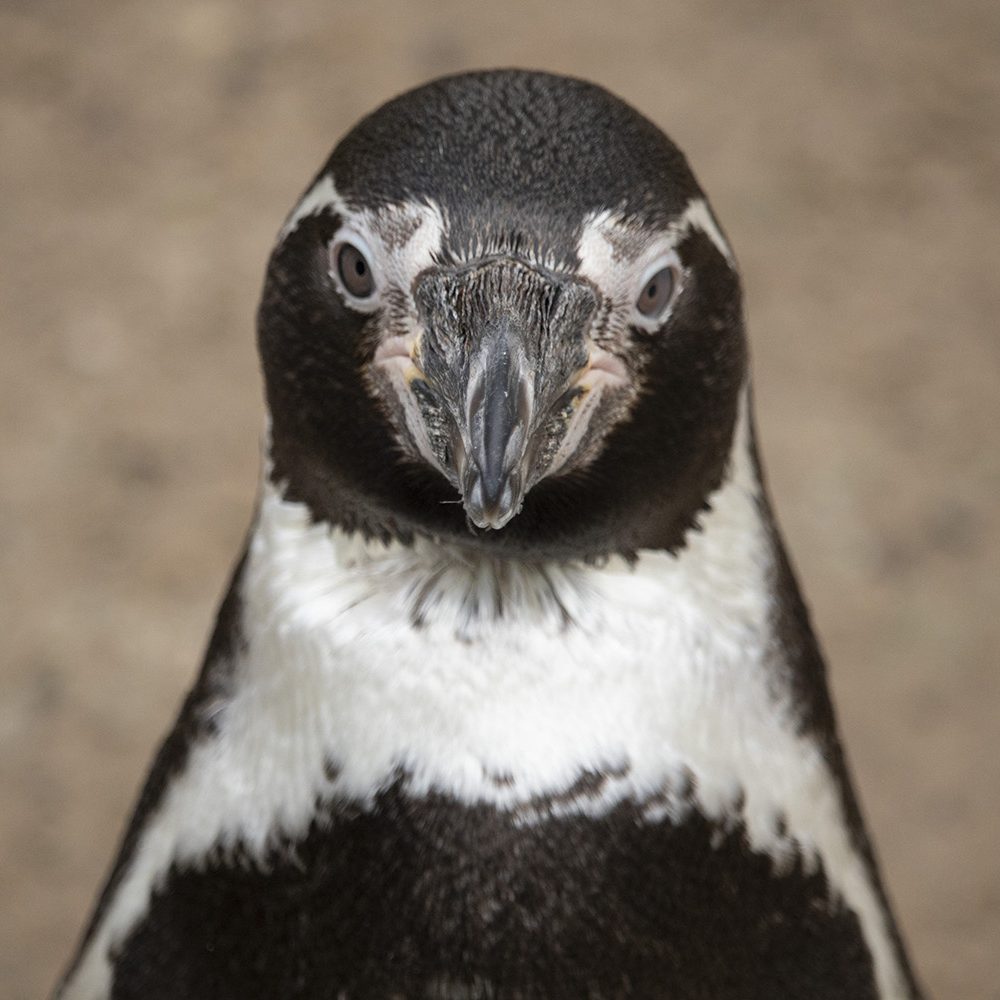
(241, 388, 784, 811)
(252, 385, 778, 648)
(230, 386, 859, 832)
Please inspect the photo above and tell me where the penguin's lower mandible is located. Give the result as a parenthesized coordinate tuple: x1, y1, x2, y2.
(55, 70, 924, 1000)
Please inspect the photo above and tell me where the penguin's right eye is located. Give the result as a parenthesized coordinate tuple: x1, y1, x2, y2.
(332, 241, 375, 299)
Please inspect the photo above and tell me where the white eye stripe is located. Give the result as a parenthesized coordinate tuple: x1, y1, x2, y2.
(576, 196, 733, 323)
(279, 174, 447, 316)
(577, 228, 684, 330)
(681, 198, 734, 266)
(278, 174, 344, 242)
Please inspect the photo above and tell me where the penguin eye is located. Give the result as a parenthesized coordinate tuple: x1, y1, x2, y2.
(636, 265, 677, 319)
(333, 241, 375, 299)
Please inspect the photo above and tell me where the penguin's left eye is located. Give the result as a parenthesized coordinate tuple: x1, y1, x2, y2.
(332, 240, 376, 299)
(636, 265, 678, 319)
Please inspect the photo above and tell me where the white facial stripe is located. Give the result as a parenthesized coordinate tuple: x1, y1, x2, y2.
(577, 196, 734, 298)
(278, 173, 446, 297)
(278, 174, 344, 242)
(681, 197, 734, 265)
(362, 201, 445, 302)
(59, 389, 910, 1000)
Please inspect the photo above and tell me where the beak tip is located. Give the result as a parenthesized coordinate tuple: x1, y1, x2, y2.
(462, 470, 523, 531)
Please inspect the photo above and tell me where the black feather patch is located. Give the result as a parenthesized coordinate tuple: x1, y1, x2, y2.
(111, 779, 878, 1000)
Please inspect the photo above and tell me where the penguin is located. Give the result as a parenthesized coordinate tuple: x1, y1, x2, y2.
(55, 69, 924, 1000)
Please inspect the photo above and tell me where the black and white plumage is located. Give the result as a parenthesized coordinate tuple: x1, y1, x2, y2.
(56, 70, 923, 999)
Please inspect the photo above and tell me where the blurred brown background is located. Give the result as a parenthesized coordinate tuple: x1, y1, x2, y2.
(1, 1, 997, 997)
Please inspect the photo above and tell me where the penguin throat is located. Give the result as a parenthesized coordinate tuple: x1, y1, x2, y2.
(251, 388, 766, 643)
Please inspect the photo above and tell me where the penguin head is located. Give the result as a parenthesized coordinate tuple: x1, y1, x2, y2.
(259, 70, 746, 559)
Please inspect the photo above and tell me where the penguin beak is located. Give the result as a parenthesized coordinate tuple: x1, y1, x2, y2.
(409, 257, 598, 531)
(453, 320, 534, 530)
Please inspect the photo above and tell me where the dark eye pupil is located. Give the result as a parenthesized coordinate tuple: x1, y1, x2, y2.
(636, 266, 675, 318)
(334, 242, 375, 298)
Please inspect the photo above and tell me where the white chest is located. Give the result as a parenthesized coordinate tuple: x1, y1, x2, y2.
(211, 437, 806, 848)
(239, 513, 777, 805)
